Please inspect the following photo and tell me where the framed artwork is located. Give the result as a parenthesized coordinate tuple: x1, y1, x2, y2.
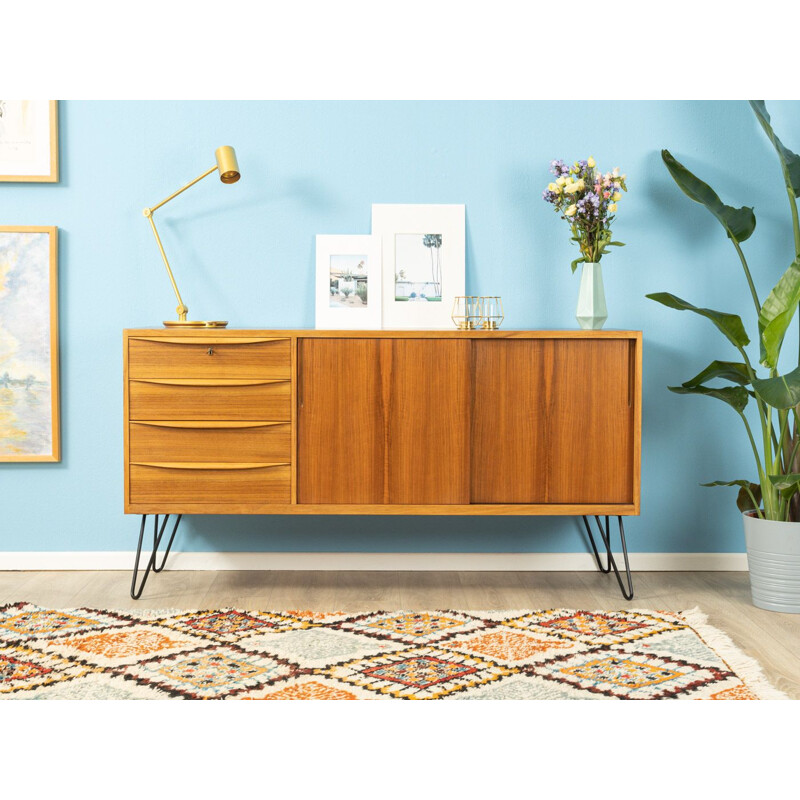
(0, 100, 59, 183)
(315, 234, 382, 329)
(0, 226, 60, 461)
(372, 204, 465, 329)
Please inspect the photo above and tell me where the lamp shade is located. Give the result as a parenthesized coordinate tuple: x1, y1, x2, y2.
(215, 146, 240, 183)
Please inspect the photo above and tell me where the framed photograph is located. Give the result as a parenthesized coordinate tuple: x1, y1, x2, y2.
(315, 234, 382, 329)
(0, 226, 60, 461)
(0, 100, 59, 183)
(372, 204, 465, 329)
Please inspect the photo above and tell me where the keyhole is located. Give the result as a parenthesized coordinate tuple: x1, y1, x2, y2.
(207, 347, 214, 355)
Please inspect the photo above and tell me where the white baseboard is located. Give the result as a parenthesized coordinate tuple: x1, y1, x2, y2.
(0, 551, 748, 571)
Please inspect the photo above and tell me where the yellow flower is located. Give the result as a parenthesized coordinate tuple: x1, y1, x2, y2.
(565, 204, 577, 217)
(587, 156, 596, 168)
(556, 176, 567, 187)
(608, 203, 618, 213)
(612, 191, 622, 201)
(548, 182, 560, 193)
(564, 179, 585, 194)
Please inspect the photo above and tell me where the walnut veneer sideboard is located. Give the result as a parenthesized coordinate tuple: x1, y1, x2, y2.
(123, 329, 642, 598)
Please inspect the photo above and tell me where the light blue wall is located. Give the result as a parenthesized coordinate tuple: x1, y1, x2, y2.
(2, 100, 799, 554)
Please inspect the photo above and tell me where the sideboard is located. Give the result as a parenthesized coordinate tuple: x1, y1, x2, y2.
(123, 329, 641, 598)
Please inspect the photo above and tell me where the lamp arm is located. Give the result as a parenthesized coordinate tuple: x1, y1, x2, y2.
(143, 163, 219, 322)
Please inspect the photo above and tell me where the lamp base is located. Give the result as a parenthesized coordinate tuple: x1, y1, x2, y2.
(163, 320, 229, 328)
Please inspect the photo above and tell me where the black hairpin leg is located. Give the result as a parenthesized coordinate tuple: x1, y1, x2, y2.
(581, 515, 634, 600)
(130, 514, 182, 600)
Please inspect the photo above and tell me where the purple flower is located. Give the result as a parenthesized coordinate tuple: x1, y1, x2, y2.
(549, 159, 569, 177)
(542, 189, 559, 204)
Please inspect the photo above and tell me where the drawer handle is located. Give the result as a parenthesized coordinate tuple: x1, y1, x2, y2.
(130, 337, 288, 345)
(132, 421, 287, 430)
(131, 378, 289, 387)
(207, 347, 214, 356)
(131, 462, 289, 470)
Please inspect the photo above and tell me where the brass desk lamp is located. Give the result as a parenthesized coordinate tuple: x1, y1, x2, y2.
(143, 145, 240, 327)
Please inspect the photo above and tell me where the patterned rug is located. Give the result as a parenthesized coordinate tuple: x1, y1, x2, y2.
(0, 603, 786, 699)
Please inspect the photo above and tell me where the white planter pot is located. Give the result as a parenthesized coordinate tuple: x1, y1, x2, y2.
(743, 511, 800, 614)
(576, 262, 608, 330)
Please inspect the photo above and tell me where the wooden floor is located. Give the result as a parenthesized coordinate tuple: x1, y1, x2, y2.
(1, 570, 798, 699)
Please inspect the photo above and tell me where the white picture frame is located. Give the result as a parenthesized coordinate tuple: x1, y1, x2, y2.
(372, 203, 465, 329)
(315, 234, 382, 330)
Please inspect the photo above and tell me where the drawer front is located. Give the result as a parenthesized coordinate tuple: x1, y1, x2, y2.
(128, 337, 291, 379)
(129, 464, 290, 504)
(130, 421, 291, 463)
(129, 379, 291, 420)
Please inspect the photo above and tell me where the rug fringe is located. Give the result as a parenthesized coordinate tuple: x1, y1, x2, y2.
(679, 606, 789, 700)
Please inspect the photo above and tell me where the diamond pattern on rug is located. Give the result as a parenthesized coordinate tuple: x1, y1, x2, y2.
(0, 605, 784, 700)
(240, 627, 404, 669)
(0, 642, 95, 695)
(326, 646, 512, 699)
(338, 611, 485, 645)
(0, 603, 129, 642)
(505, 609, 683, 646)
(38, 624, 209, 668)
(160, 610, 313, 642)
(120, 645, 293, 699)
(442, 627, 584, 665)
(531, 648, 734, 700)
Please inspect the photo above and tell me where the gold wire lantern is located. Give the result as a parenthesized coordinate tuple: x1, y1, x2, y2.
(481, 296, 504, 329)
(452, 296, 481, 329)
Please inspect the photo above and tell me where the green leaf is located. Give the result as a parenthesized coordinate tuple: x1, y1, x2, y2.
(752, 366, 800, 409)
(758, 256, 800, 369)
(570, 257, 584, 274)
(750, 101, 800, 196)
(662, 150, 756, 243)
(701, 479, 762, 513)
(682, 360, 751, 388)
(768, 473, 800, 500)
(647, 292, 750, 349)
(608, 242, 625, 247)
(669, 384, 749, 413)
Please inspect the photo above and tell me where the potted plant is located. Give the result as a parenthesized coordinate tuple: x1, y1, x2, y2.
(543, 157, 628, 329)
(648, 101, 800, 613)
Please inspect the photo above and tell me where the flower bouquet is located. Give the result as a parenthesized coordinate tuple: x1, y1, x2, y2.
(543, 158, 628, 328)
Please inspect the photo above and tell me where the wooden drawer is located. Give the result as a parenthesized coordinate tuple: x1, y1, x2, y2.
(130, 421, 291, 463)
(129, 379, 291, 420)
(128, 337, 291, 379)
(129, 463, 290, 504)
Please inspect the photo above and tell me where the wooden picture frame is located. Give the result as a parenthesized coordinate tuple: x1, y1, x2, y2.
(315, 234, 382, 329)
(372, 204, 465, 329)
(0, 100, 59, 183)
(0, 226, 60, 461)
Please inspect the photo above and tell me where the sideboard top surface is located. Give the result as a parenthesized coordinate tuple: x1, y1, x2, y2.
(124, 328, 642, 339)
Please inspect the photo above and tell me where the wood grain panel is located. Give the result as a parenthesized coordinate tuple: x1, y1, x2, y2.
(130, 422, 290, 463)
(128, 337, 291, 379)
(129, 464, 290, 504)
(387, 339, 471, 504)
(547, 338, 633, 503)
(297, 339, 385, 504)
(129, 380, 290, 420)
(472, 339, 634, 504)
(472, 340, 548, 503)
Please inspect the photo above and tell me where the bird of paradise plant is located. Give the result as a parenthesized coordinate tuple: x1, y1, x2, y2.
(648, 101, 800, 521)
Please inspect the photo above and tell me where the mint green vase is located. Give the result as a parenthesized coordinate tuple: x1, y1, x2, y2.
(576, 262, 608, 330)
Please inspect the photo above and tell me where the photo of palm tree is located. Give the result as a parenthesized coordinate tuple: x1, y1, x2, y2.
(394, 233, 443, 302)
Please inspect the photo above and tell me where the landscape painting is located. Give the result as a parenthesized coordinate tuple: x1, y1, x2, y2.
(0, 227, 60, 461)
(394, 233, 443, 301)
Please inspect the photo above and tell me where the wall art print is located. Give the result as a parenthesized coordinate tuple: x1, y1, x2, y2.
(0, 100, 59, 183)
(372, 204, 465, 329)
(0, 227, 60, 461)
(315, 234, 382, 329)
